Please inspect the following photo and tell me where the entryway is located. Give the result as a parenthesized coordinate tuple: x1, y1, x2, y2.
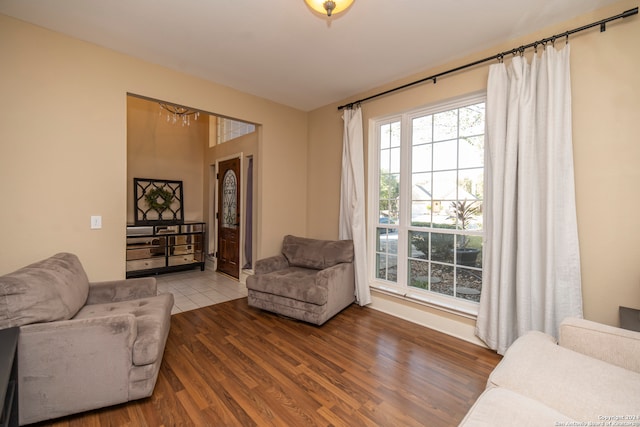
(127, 94, 258, 281)
(155, 269, 247, 314)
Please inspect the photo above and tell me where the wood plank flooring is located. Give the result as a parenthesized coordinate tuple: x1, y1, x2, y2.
(34, 298, 501, 427)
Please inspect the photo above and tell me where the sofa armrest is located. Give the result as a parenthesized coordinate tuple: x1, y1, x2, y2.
(254, 254, 289, 275)
(18, 315, 136, 424)
(559, 317, 640, 373)
(87, 277, 157, 304)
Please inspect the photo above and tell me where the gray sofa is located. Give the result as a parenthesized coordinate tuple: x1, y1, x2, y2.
(460, 317, 640, 426)
(0, 253, 174, 425)
(247, 235, 355, 325)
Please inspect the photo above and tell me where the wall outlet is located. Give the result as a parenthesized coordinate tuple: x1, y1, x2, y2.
(90, 215, 102, 229)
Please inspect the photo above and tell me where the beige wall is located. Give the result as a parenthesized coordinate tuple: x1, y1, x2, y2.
(127, 95, 208, 224)
(0, 13, 307, 280)
(307, 0, 640, 340)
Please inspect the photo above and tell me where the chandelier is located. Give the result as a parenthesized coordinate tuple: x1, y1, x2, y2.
(159, 103, 200, 126)
(304, 0, 354, 17)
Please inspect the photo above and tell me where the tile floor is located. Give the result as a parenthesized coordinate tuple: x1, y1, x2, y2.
(155, 267, 248, 315)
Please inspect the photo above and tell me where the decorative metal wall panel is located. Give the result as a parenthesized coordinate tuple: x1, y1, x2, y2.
(134, 178, 184, 225)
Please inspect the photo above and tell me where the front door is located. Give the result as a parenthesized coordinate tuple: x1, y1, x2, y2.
(217, 158, 241, 278)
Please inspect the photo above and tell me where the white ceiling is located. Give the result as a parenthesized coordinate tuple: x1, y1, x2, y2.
(0, 0, 622, 111)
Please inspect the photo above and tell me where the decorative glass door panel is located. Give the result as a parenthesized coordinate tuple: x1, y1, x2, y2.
(222, 170, 238, 229)
(217, 158, 241, 278)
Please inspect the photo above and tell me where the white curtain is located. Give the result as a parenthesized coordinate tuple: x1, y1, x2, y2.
(476, 44, 583, 354)
(340, 106, 371, 306)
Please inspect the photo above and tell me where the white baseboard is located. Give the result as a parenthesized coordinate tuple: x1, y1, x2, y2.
(368, 291, 487, 348)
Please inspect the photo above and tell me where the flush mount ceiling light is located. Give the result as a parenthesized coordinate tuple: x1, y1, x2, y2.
(304, 0, 354, 17)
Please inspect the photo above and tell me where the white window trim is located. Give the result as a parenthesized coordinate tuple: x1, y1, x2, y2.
(367, 92, 486, 317)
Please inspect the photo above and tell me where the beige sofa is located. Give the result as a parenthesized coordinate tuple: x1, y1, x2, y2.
(0, 253, 174, 425)
(247, 235, 355, 325)
(460, 317, 640, 426)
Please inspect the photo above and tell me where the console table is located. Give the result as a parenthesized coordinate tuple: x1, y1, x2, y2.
(0, 327, 18, 427)
(126, 222, 206, 278)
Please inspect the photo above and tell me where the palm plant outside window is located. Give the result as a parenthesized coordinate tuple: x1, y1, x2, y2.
(373, 94, 485, 312)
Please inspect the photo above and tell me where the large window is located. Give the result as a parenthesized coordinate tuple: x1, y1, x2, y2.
(371, 94, 485, 314)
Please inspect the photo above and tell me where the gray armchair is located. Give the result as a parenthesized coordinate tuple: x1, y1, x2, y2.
(0, 253, 173, 425)
(247, 235, 355, 325)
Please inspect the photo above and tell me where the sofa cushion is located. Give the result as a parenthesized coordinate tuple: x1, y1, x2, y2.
(459, 387, 575, 427)
(0, 253, 89, 329)
(489, 330, 640, 422)
(246, 267, 328, 305)
(73, 293, 173, 366)
(282, 235, 354, 270)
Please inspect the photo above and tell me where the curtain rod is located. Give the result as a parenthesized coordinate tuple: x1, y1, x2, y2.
(337, 7, 638, 111)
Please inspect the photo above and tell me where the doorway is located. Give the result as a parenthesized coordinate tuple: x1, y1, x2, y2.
(127, 94, 258, 279)
(217, 157, 241, 278)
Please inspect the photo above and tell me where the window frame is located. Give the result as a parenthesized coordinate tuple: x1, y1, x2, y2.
(367, 92, 486, 317)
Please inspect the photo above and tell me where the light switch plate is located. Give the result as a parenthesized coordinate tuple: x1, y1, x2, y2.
(90, 215, 102, 229)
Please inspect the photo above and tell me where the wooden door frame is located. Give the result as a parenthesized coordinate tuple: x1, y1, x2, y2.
(212, 153, 244, 275)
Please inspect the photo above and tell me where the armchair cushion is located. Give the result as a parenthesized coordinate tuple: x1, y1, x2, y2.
(74, 294, 173, 366)
(282, 235, 354, 270)
(0, 253, 89, 329)
(73, 292, 174, 366)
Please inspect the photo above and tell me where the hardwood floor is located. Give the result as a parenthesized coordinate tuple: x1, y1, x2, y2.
(35, 298, 501, 427)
